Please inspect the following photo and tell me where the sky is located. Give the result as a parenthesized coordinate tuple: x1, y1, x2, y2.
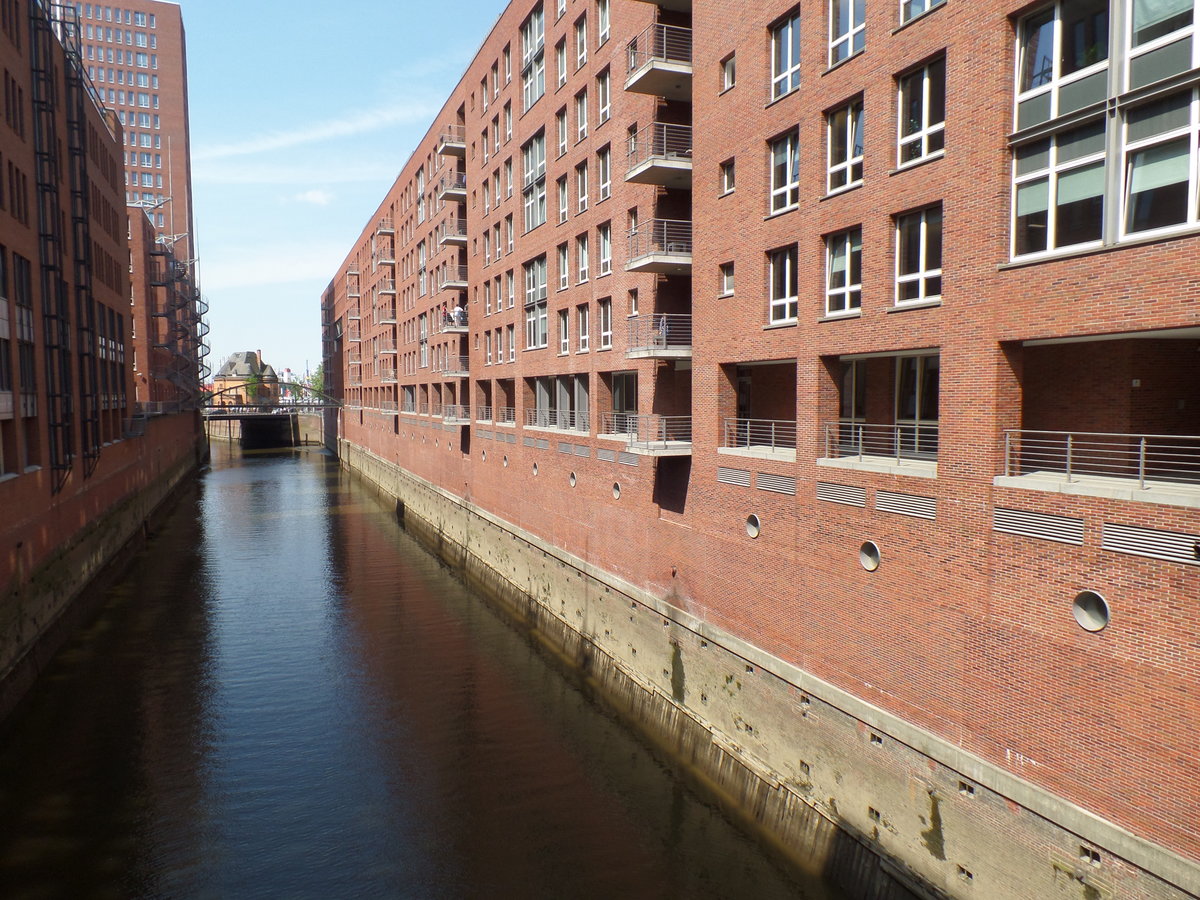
(183, 0, 507, 381)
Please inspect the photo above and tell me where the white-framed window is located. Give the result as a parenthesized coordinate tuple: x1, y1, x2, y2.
(522, 132, 547, 232)
(771, 11, 802, 99)
(558, 243, 570, 289)
(598, 0, 610, 44)
(483, 230, 492, 263)
(768, 245, 799, 322)
(505, 103, 513, 141)
(494, 222, 503, 258)
(769, 129, 801, 212)
(559, 309, 570, 353)
(577, 233, 590, 282)
(1015, 0, 1109, 131)
(507, 323, 516, 360)
(481, 78, 489, 112)
(507, 269, 516, 308)
(493, 118, 501, 155)
(828, 99, 864, 193)
(557, 0, 566, 18)
(830, 0, 866, 65)
(557, 108, 569, 156)
(486, 332, 494, 365)
(524, 255, 549, 348)
(556, 38, 568, 88)
(576, 89, 589, 141)
(599, 298, 613, 348)
(506, 214, 514, 253)
(573, 304, 590, 352)
(629, 288, 639, 317)
(598, 146, 611, 199)
(1123, 88, 1200, 237)
(504, 44, 512, 83)
(1013, 119, 1106, 255)
(896, 205, 943, 304)
(898, 57, 946, 166)
(505, 159, 513, 197)
(720, 159, 736, 194)
(558, 175, 569, 222)
(1128, 0, 1200, 91)
(575, 14, 588, 68)
(483, 180, 492, 214)
(598, 223, 612, 274)
(521, 5, 546, 111)
(722, 54, 737, 91)
(901, 0, 944, 24)
(597, 69, 611, 122)
(485, 280, 493, 315)
(826, 227, 862, 315)
(576, 162, 589, 212)
(719, 262, 735, 296)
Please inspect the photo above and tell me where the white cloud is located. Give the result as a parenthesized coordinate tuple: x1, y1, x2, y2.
(198, 241, 348, 292)
(293, 189, 334, 206)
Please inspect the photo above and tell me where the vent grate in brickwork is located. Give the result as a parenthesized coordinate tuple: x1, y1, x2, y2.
(536, 438, 550, 450)
(523, 436, 537, 447)
(1102, 522, 1200, 566)
(993, 507, 1084, 545)
(876, 491, 936, 519)
(477, 430, 493, 440)
(618, 451, 639, 467)
(756, 473, 796, 495)
(717, 467, 751, 487)
(816, 482, 866, 507)
(597, 448, 616, 461)
(574, 444, 591, 457)
(558, 442, 574, 455)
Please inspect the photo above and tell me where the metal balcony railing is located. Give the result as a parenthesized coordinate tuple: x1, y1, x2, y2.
(346, 349, 361, 364)
(627, 314, 692, 353)
(627, 219, 692, 265)
(600, 411, 638, 435)
(436, 310, 469, 331)
(627, 122, 692, 171)
(346, 323, 361, 342)
(823, 421, 939, 461)
(376, 217, 394, 235)
(627, 414, 692, 449)
(379, 365, 398, 383)
(476, 405, 493, 422)
(418, 401, 430, 415)
(438, 217, 469, 243)
(438, 125, 467, 152)
(526, 408, 590, 431)
(431, 403, 444, 418)
(496, 406, 517, 425)
(437, 356, 470, 377)
(1002, 429, 1200, 487)
(376, 279, 396, 295)
(376, 304, 397, 324)
(346, 304, 361, 321)
(438, 172, 468, 197)
(401, 400, 417, 414)
(378, 337, 397, 354)
(627, 22, 692, 73)
(380, 400, 398, 413)
(444, 404, 470, 422)
(373, 241, 395, 264)
(439, 265, 470, 290)
(724, 418, 798, 452)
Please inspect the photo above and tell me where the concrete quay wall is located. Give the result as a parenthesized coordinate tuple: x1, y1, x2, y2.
(342, 440, 1199, 900)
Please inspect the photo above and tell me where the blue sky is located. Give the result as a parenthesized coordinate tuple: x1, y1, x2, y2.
(185, 0, 506, 381)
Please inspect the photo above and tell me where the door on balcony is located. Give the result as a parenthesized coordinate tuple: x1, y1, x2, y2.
(896, 354, 939, 457)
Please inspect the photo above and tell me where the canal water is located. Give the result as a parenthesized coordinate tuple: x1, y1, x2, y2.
(0, 446, 842, 899)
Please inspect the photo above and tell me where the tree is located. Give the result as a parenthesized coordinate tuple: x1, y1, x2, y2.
(244, 372, 262, 404)
(311, 364, 324, 395)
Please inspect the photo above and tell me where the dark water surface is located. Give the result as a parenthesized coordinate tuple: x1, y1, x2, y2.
(0, 446, 839, 899)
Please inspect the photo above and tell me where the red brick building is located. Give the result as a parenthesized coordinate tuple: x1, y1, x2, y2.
(324, 1, 1200, 896)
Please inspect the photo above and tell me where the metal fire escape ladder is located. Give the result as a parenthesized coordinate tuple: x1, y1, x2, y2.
(29, 0, 74, 493)
(59, 4, 101, 475)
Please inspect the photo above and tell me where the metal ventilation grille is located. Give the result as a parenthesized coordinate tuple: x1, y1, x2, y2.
(993, 507, 1084, 545)
(558, 442, 574, 455)
(476, 429, 493, 440)
(717, 467, 751, 487)
(574, 444, 591, 457)
(535, 438, 550, 450)
(597, 448, 616, 462)
(523, 436, 537, 447)
(816, 482, 866, 507)
(500, 432, 517, 444)
(876, 491, 936, 519)
(1103, 522, 1200, 566)
(757, 473, 796, 495)
(618, 451, 639, 467)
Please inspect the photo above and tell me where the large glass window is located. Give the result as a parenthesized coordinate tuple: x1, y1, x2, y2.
(1123, 89, 1198, 235)
(826, 228, 862, 316)
(830, 0, 865, 65)
(1129, 0, 1198, 89)
(895, 206, 943, 304)
(1013, 120, 1106, 255)
(522, 132, 547, 232)
(769, 246, 799, 322)
(828, 99, 864, 193)
(898, 57, 945, 166)
(524, 256, 548, 348)
(770, 129, 800, 212)
(521, 4, 546, 111)
(1016, 0, 1109, 129)
(901, 0, 945, 23)
(771, 11, 802, 99)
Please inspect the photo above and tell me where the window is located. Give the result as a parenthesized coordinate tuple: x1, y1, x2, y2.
(577, 233, 590, 282)
(522, 132, 547, 232)
(629, 288, 639, 317)
(559, 309, 570, 353)
(719, 262, 735, 296)
(556, 39, 568, 88)
(896, 206, 943, 304)
(506, 214, 514, 253)
(722, 54, 737, 90)
(577, 304, 590, 351)
(896, 354, 940, 451)
(507, 324, 517, 360)
(770, 130, 801, 212)
(599, 298, 613, 348)
(901, 0, 945, 24)
(1129, 0, 1198, 91)
(598, 147, 611, 199)
(830, 0, 865, 65)
(507, 270, 516, 308)
(597, 69, 611, 122)
(558, 175, 569, 222)
(576, 90, 589, 141)
(826, 228, 862, 315)
(483, 230, 492, 263)
(557, 0, 566, 17)
(828, 99, 864, 193)
(558, 243, 570, 289)
(768, 246, 799, 322)
(575, 15, 588, 68)
(720, 159, 736, 194)
(771, 11, 802, 99)
(1013, 119, 1105, 255)
(485, 280, 493, 315)
(598, 0, 610, 44)
(521, 5, 546, 111)
(598, 223, 612, 274)
(504, 44, 512, 83)
(524, 256, 549, 348)
(1016, 0, 1109, 130)
(557, 108, 569, 156)
(1123, 90, 1199, 235)
(505, 103, 513, 142)
(505, 159, 513, 197)
(898, 57, 946, 166)
(576, 162, 589, 212)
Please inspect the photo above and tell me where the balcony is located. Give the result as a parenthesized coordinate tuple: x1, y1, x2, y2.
(437, 125, 467, 157)
(346, 349, 362, 364)
(346, 323, 361, 343)
(626, 23, 692, 101)
(626, 123, 692, 189)
(376, 304, 397, 325)
(631, 0, 690, 9)
(376, 217, 394, 236)
(379, 337, 397, 354)
(438, 172, 467, 202)
(437, 310, 470, 334)
(438, 217, 469, 247)
(381, 400, 399, 415)
(346, 269, 361, 298)
(438, 265, 469, 292)
(476, 405, 493, 423)
(722, 418, 797, 461)
(348, 365, 363, 387)
(379, 363, 397, 384)
(821, 421, 938, 476)
(626, 414, 693, 456)
(526, 408, 589, 432)
(627, 314, 692, 359)
(495, 406, 517, 426)
(346, 304, 361, 320)
(437, 356, 470, 378)
(997, 429, 1200, 507)
(376, 279, 396, 296)
(444, 404, 471, 424)
(626, 219, 692, 274)
(373, 242, 395, 266)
